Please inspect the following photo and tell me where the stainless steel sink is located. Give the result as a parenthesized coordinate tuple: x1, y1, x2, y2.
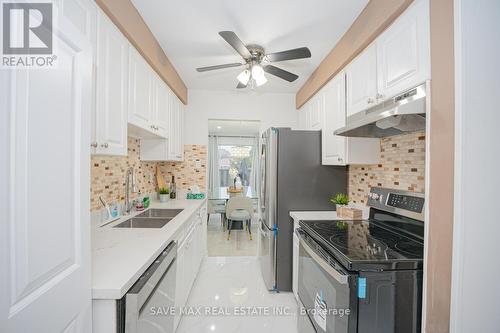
(136, 209, 183, 219)
(113, 209, 183, 228)
(113, 217, 172, 229)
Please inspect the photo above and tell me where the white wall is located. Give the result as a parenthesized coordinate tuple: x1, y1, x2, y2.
(185, 90, 298, 145)
(451, 0, 500, 332)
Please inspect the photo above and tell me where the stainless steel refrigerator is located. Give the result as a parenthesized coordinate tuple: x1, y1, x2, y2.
(258, 128, 347, 292)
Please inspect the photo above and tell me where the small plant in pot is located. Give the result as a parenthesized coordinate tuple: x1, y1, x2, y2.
(330, 193, 349, 211)
(159, 187, 169, 203)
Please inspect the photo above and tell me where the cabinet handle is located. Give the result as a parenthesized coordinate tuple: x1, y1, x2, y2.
(100, 143, 109, 148)
(376, 93, 384, 100)
(367, 98, 375, 104)
(90, 142, 98, 148)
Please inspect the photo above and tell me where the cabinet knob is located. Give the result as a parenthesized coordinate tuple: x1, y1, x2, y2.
(376, 93, 384, 100)
(90, 142, 98, 148)
(150, 125, 154, 130)
(367, 98, 375, 104)
(100, 143, 109, 148)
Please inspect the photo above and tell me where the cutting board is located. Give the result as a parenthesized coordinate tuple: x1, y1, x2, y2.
(156, 165, 167, 190)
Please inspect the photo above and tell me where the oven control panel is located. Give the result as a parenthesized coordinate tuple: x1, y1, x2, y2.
(387, 193, 424, 213)
(367, 187, 425, 221)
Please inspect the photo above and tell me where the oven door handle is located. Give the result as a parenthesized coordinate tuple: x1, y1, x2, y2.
(299, 236, 348, 285)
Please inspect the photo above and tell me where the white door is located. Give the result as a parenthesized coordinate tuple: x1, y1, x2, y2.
(95, 9, 128, 155)
(322, 73, 347, 165)
(128, 47, 152, 131)
(0, 17, 92, 333)
(173, 241, 185, 330)
(376, 0, 430, 99)
(346, 43, 378, 116)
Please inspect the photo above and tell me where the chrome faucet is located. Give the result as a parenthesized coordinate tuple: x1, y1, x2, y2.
(125, 167, 138, 215)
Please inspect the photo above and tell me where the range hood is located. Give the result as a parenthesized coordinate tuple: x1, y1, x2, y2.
(334, 83, 427, 138)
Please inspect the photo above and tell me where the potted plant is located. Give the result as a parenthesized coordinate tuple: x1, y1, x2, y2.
(330, 193, 349, 211)
(159, 187, 169, 203)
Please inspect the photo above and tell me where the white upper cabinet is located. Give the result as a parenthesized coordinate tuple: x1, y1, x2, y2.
(309, 95, 323, 130)
(152, 74, 170, 138)
(346, 43, 378, 116)
(322, 73, 348, 165)
(168, 97, 185, 161)
(321, 73, 380, 166)
(128, 47, 153, 132)
(94, 9, 129, 155)
(376, 0, 430, 99)
(140, 91, 184, 162)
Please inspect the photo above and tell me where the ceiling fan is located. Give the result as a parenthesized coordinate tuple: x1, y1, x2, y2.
(196, 31, 311, 89)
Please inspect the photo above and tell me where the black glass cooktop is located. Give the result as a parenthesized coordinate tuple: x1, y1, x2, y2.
(299, 219, 424, 271)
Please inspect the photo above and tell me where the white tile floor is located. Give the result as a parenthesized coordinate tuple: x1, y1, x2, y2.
(207, 214, 258, 257)
(176, 257, 299, 333)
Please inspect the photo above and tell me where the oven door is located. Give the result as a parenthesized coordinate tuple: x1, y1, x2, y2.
(297, 230, 357, 333)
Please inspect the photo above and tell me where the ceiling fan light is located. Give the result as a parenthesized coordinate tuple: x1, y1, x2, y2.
(237, 69, 250, 85)
(251, 64, 265, 80)
(254, 74, 267, 87)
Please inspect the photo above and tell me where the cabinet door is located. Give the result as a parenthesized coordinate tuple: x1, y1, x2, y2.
(156, 80, 170, 138)
(346, 43, 378, 116)
(377, 0, 430, 99)
(151, 75, 168, 138)
(94, 10, 128, 155)
(174, 242, 185, 330)
(128, 47, 152, 130)
(310, 95, 323, 130)
(168, 97, 184, 161)
(322, 73, 347, 165)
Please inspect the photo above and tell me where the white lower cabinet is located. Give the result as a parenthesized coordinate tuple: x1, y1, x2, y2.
(174, 205, 207, 330)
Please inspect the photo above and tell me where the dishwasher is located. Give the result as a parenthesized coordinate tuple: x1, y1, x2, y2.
(118, 241, 177, 333)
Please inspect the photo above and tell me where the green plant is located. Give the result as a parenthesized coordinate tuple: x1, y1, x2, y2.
(330, 193, 349, 205)
(159, 187, 169, 195)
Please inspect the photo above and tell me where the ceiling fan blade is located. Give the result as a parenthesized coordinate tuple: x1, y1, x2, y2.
(265, 47, 311, 62)
(196, 63, 243, 72)
(219, 31, 251, 59)
(264, 65, 299, 82)
(236, 81, 247, 89)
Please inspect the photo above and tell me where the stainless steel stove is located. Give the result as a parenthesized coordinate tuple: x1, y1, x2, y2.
(297, 187, 425, 333)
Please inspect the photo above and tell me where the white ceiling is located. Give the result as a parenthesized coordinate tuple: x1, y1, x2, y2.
(131, 0, 368, 93)
(208, 119, 261, 136)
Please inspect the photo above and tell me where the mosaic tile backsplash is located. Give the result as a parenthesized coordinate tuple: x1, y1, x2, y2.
(159, 145, 207, 194)
(348, 131, 426, 205)
(90, 138, 207, 211)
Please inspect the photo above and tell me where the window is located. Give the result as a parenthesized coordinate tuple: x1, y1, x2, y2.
(218, 144, 254, 187)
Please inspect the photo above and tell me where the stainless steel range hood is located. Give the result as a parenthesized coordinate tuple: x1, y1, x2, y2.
(334, 83, 427, 138)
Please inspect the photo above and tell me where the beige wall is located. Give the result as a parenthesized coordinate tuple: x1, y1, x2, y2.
(295, 0, 414, 108)
(424, 0, 454, 331)
(96, 0, 188, 104)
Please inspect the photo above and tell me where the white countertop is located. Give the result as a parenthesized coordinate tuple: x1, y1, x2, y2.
(91, 198, 206, 300)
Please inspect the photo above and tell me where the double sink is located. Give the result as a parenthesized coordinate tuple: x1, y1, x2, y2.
(113, 209, 184, 229)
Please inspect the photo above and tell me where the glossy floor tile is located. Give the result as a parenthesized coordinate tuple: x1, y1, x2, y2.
(207, 214, 258, 257)
(176, 257, 299, 333)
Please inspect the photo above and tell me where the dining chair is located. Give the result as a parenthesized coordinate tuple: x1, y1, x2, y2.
(225, 197, 253, 240)
(208, 200, 227, 230)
